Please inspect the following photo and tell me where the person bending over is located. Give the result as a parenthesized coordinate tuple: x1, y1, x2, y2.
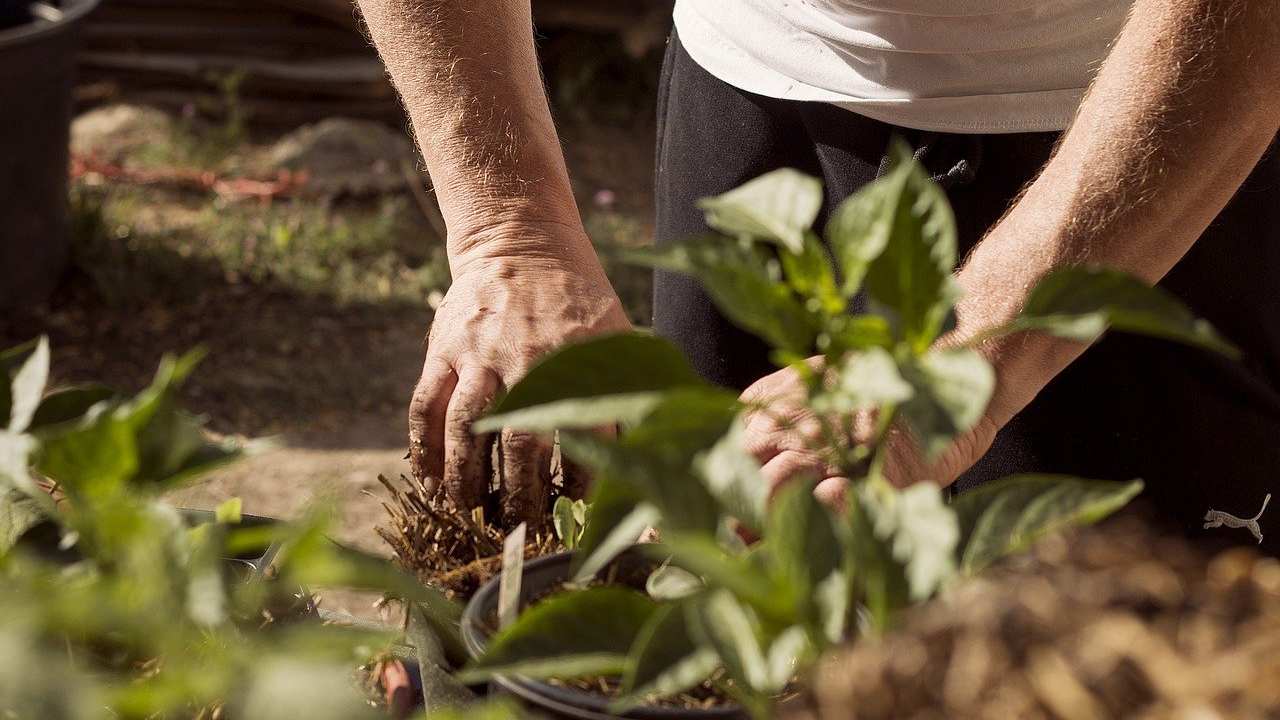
(355, 0, 1280, 549)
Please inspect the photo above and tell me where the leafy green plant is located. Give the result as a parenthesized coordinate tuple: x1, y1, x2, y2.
(0, 339, 465, 719)
(552, 495, 591, 550)
(461, 144, 1232, 716)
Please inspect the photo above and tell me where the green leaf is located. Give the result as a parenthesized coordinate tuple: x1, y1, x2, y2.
(825, 175, 895, 297)
(32, 349, 240, 495)
(154, 436, 253, 488)
(780, 232, 844, 314)
(696, 168, 823, 254)
(621, 388, 741, 456)
(479, 392, 667, 434)
(0, 430, 37, 490)
(859, 143, 959, 351)
(694, 420, 769, 530)
(690, 590, 769, 692)
(765, 482, 842, 616)
(7, 337, 49, 432)
(862, 482, 958, 601)
(552, 496, 578, 549)
(1, 487, 53, 556)
(135, 410, 210, 485)
(645, 562, 703, 601)
(615, 601, 720, 712)
(238, 658, 379, 720)
(621, 238, 818, 354)
(819, 315, 894, 356)
(0, 341, 39, 428)
(561, 432, 719, 538)
(459, 587, 659, 683)
(560, 390, 739, 539)
(35, 405, 139, 497)
(571, 474, 657, 582)
(185, 523, 228, 626)
(478, 333, 706, 433)
(952, 475, 1143, 574)
(1007, 267, 1238, 356)
(899, 347, 994, 460)
(813, 570, 850, 643)
(812, 347, 913, 415)
(765, 625, 811, 692)
(845, 487, 909, 632)
(28, 385, 115, 429)
(215, 497, 242, 524)
(651, 535, 783, 620)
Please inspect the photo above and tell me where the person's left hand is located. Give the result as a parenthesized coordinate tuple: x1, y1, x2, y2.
(738, 358, 1001, 508)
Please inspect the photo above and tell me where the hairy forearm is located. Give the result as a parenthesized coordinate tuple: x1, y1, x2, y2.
(957, 0, 1280, 424)
(356, 0, 584, 259)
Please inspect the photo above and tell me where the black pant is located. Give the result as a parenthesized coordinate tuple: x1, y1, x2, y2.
(652, 33, 1280, 550)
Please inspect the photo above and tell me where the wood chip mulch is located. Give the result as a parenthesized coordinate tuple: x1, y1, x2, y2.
(800, 510, 1280, 720)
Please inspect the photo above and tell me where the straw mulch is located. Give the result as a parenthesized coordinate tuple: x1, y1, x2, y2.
(801, 510, 1280, 720)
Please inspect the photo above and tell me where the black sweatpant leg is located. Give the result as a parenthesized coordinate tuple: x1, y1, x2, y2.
(653, 32, 1280, 550)
(653, 34, 831, 390)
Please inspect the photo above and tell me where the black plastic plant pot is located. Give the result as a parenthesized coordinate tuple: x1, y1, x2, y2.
(0, 0, 100, 308)
(461, 549, 748, 720)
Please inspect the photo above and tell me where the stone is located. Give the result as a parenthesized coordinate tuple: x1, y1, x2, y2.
(70, 104, 174, 165)
(261, 117, 417, 197)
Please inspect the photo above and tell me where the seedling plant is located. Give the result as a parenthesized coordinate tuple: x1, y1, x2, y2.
(459, 144, 1235, 717)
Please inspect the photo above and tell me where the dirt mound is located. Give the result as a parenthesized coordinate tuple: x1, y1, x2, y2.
(802, 511, 1280, 720)
(262, 117, 416, 197)
(71, 104, 175, 165)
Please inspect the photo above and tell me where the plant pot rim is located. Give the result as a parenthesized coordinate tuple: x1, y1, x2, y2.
(0, 0, 99, 49)
(461, 548, 747, 720)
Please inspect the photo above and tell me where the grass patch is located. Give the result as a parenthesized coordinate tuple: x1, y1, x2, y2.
(70, 183, 451, 308)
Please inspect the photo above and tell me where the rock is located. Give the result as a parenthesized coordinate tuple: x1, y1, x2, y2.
(262, 117, 417, 197)
(70, 104, 175, 165)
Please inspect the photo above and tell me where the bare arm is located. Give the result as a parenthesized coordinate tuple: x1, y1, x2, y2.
(951, 0, 1280, 449)
(747, 0, 1280, 494)
(358, 0, 577, 250)
(357, 0, 630, 523)
(870, 0, 1280, 487)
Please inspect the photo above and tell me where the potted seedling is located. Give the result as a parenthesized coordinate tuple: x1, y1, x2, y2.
(452, 145, 1234, 719)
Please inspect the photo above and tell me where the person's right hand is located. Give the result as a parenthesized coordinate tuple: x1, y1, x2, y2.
(408, 221, 631, 527)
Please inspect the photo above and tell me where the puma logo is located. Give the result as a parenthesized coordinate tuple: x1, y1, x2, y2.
(1203, 493, 1271, 544)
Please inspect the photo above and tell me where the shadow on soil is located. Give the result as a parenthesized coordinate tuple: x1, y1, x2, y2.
(1, 242, 430, 450)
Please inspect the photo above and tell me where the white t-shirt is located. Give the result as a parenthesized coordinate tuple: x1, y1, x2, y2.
(673, 0, 1132, 133)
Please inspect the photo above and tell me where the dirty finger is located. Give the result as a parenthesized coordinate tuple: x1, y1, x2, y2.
(442, 365, 500, 511)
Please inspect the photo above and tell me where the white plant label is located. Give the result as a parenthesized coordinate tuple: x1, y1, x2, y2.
(498, 522, 527, 629)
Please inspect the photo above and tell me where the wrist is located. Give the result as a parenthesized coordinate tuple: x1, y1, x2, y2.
(447, 215, 594, 271)
(949, 239, 1087, 430)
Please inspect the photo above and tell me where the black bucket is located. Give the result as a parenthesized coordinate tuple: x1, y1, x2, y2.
(460, 549, 747, 720)
(0, 0, 100, 308)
